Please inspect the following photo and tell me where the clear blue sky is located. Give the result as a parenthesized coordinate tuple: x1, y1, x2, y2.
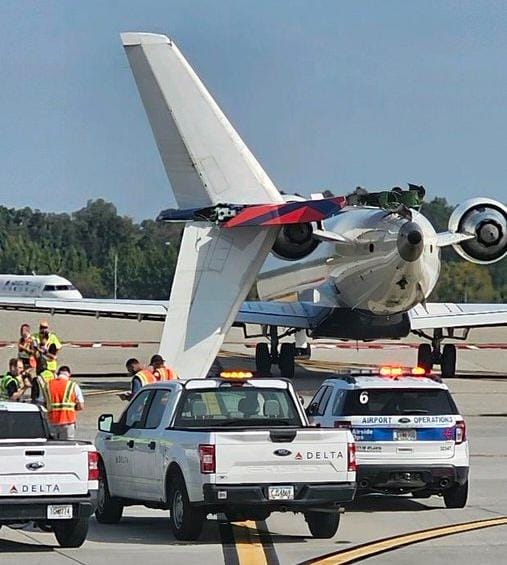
(0, 0, 506, 220)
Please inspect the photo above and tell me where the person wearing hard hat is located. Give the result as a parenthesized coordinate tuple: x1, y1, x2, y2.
(150, 354, 177, 381)
(46, 366, 84, 440)
(34, 320, 62, 373)
(119, 358, 156, 401)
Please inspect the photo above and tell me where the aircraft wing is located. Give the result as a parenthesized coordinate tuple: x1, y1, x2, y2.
(0, 297, 168, 320)
(236, 301, 331, 329)
(409, 303, 507, 331)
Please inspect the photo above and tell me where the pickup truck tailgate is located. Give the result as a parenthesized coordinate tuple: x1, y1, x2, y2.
(214, 429, 351, 484)
(0, 442, 90, 496)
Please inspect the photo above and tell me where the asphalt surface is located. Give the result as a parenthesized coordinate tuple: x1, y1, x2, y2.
(0, 314, 505, 563)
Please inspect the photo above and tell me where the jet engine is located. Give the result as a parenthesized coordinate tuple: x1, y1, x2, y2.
(272, 223, 320, 260)
(449, 198, 507, 264)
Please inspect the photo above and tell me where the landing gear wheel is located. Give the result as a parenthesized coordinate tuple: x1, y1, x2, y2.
(304, 510, 340, 538)
(443, 480, 468, 508)
(95, 467, 123, 524)
(53, 518, 89, 548)
(417, 343, 433, 372)
(169, 474, 204, 541)
(255, 343, 271, 376)
(279, 343, 295, 378)
(441, 344, 457, 378)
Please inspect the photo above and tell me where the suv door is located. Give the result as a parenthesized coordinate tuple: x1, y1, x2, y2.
(307, 385, 333, 426)
(104, 389, 153, 498)
(133, 388, 176, 501)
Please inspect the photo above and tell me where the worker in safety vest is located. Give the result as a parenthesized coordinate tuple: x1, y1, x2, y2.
(0, 358, 30, 401)
(46, 366, 84, 440)
(34, 320, 62, 373)
(150, 354, 177, 381)
(119, 358, 156, 401)
(18, 323, 37, 370)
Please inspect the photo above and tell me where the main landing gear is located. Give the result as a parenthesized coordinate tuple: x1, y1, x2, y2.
(416, 328, 464, 378)
(254, 327, 310, 378)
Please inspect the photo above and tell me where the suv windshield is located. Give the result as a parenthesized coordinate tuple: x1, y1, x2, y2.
(338, 388, 458, 416)
(0, 411, 47, 439)
(174, 387, 301, 428)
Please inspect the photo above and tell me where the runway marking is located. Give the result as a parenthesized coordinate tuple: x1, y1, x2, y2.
(232, 520, 268, 565)
(302, 515, 507, 565)
(84, 389, 124, 397)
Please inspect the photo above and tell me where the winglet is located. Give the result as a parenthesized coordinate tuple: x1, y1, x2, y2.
(120, 32, 172, 46)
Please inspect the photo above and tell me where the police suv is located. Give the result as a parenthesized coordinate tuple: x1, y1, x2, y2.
(307, 368, 469, 508)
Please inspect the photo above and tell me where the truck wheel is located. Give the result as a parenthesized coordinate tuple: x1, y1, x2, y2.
(304, 510, 340, 539)
(169, 474, 204, 541)
(443, 480, 468, 508)
(279, 343, 295, 378)
(255, 343, 271, 376)
(53, 518, 89, 548)
(95, 469, 123, 524)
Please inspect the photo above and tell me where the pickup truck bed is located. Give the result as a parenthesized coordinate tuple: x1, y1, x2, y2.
(0, 402, 98, 547)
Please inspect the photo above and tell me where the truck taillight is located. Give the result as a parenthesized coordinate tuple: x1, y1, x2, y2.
(199, 444, 216, 474)
(347, 442, 356, 472)
(88, 451, 99, 481)
(455, 420, 466, 444)
(334, 420, 351, 429)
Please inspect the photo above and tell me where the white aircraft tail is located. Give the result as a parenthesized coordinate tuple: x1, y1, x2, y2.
(122, 32, 281, 377)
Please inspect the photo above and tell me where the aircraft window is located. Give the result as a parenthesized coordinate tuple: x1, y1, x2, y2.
(43, 284, 76, 291)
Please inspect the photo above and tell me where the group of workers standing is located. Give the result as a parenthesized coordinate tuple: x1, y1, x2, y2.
(0, 320, 83, 440)
(0, 320, 179, 438)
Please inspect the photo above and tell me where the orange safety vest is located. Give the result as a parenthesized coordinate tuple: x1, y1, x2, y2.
(135, 369, 156, 387)
(153, 366, 178, 381)
(47, 379, 77, 426)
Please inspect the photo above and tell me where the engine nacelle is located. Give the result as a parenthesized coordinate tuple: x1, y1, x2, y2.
(271, 223, 320, 261)
(449, 198, 507, 264)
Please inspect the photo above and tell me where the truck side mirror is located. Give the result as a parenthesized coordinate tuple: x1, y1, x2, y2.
(98, 414, 114, 433)
(306, 402, 318, 417)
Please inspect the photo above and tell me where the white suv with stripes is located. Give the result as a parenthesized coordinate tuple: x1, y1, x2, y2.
(307, 370, 469, 508)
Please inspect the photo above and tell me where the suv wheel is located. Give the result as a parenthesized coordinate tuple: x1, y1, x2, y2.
(304, 510, 340, 538)
(169, 474, 204, 540)
(443, 480, 468, 508)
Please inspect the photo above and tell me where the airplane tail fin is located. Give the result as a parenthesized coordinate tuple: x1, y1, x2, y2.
(121, 32, 283, 209)
(122, 32, 282, 377)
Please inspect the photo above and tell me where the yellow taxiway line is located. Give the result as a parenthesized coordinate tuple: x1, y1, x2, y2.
(305, 516, 507, 565)
(232, 521, 268, 565)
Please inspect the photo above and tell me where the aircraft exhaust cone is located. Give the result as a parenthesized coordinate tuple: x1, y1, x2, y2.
(397, 222, 424, 262)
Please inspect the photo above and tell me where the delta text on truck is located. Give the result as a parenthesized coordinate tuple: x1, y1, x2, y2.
(95, 375, 357, 540)
(0, 402, 99, 547)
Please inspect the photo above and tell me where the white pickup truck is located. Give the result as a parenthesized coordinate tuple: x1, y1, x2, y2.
(95, 377, 356, 540)
(0, 402, 98, 547)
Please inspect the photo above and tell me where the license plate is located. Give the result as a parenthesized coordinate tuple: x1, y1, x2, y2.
(268, 486, 294, 500)
(47, 504, 73, 520)
(394, 429, 416, 441)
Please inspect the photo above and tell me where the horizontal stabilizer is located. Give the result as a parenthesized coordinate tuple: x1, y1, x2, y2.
(157, 196, 347, 227)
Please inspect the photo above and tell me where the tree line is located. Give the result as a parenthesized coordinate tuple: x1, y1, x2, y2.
(0, 197, 503, 302)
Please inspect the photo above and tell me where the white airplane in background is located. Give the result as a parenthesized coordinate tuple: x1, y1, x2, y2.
(0, 32, 505, 380)
(0, 275, 82, 299)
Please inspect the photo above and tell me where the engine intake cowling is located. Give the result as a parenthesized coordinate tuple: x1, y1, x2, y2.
(272, 223, 320, 261)
(449, 198, 507, 264)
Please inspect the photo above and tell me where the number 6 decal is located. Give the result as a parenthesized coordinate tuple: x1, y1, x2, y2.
(359, 391, 369, 404)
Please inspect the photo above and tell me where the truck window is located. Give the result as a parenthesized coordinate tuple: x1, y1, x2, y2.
(174, 388, 300, 427)
(124, 390, 152, 429)
(316, 386, 333, 416)
(339, 388, 459, 416)
(145, 390, 172, 429)
(0, 411, 47, 439)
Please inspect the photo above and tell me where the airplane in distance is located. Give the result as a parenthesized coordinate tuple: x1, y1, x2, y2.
(0, 275, 82, 299)
(0, 32, 505, 380)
